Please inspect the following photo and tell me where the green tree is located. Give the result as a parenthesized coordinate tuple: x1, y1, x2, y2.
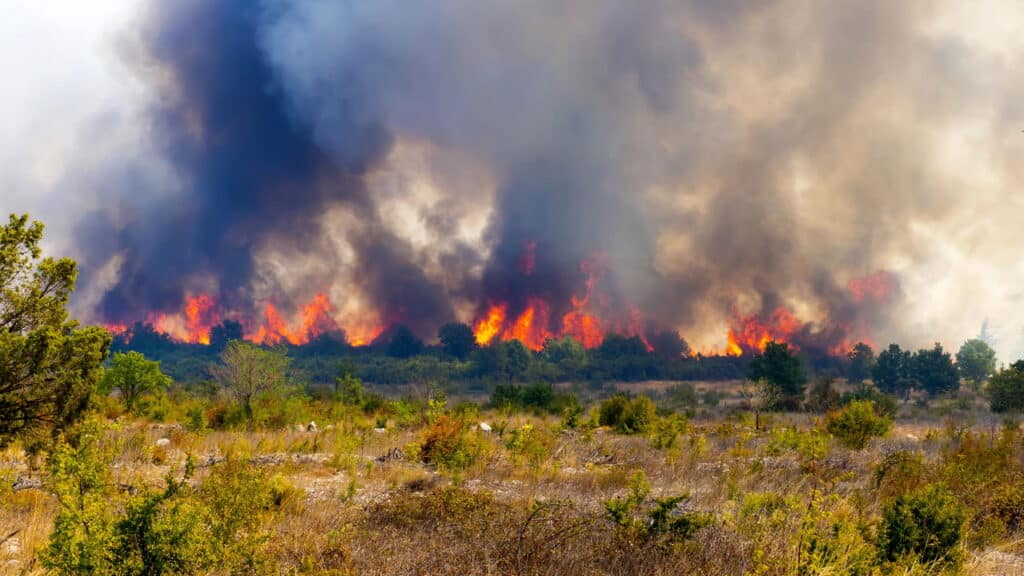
(872, 344, 912, 398)
(100, 351, 172, 412)
(988, 364, 1024, 413)
(649, 330, 690, 361)
(910, 343, 959, 396)
(504, 340, 531, 381)
(209, 320, 243, 352)
(211, 341, 289, 426)
(334, 362, 365, 406)
(955, 338, 996, 384)
(748, 341, 806, 410)
(541, 336, 587, 373)
(386, 324, 423, 358)
(846, 342, 875, 383)
(438, 322, 477, 360)
(0, 214, 110, 446)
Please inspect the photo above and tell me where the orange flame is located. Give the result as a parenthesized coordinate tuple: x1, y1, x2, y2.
(473, 303, 507, 346)
(184, 294, 219, 345)
(724, 307, 803, 356)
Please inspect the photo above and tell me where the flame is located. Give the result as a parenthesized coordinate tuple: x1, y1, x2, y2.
(249, 292, 344, 346)
(474, 303, 507, 345)
(184, 294, 219, 345)
(472, 252, 651, 351)
(101, 323, 128, 336)
(503, 298, 552, 351)
(724, 307, 803, 356)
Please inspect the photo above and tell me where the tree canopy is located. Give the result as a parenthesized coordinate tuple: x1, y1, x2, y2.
(988, 363, 1024, 413)
(955, 338, 996, 383)
(0, 214, 110, 446)
(748, 341, 806, 409)
(100, 351, 172, 411)
(211, 340, 289, 426)
(910, 343, 959, 396)
(438, 322, 477, 360)
(846, 342, 875, 383)
(872, 344, 912, 398)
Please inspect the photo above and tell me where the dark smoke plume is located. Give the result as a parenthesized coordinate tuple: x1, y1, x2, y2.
(66, 0, 1011, 351)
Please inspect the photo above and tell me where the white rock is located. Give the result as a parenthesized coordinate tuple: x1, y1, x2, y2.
(154, 438, 171, 448)
(905, 434, 919, 441)
(477, 422, 492, 432)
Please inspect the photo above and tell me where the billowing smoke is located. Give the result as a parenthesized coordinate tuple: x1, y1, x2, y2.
(39, 0, 1023, 354)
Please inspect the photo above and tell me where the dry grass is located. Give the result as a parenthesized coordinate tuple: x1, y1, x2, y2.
(2, 401, 1024, 575)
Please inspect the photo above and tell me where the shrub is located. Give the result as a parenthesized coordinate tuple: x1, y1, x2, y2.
(649, 414, 688, 450)
(599, 394, 656, 434)
(876, 483, 964, 565)
(807, 377, 841, 413)
(418, 415, 480, 472)
(603, 470, 712, 540)
(824, 400, 892, 450)
(841, 383, 897, 418)
(42, 421, 283, 576)
(873, 451, 926, 499)
(765, 427, 829, 462)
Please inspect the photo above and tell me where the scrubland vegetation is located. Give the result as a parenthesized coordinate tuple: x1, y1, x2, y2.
(7, 213, 1024, 575)
(6, 371, 1024, 575)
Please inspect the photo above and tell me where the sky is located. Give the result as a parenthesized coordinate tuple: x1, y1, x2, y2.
(1, 0, 1023, 361)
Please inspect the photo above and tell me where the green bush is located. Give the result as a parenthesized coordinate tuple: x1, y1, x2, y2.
(841, 383, 898, 418)
(42, 420, 286, 576)
(603, 470, 711, 540)
(988, 366, 1024, 413)
(418, 414, 481, 472)
(598, 394, 656, 434)
(824, 400, 892, 450)
(876, 483, 964, 565)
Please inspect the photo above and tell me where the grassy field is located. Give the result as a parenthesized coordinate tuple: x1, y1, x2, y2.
(2, 385, 1023, 575)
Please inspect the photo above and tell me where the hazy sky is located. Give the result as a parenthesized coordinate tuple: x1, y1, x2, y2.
(2, 0, 1023, 360)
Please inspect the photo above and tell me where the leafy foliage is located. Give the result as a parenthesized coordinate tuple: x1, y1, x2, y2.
(0, 214, 110, 446)
(846, 342, 875, 383)
(42, 420, 285, 575)
(598, 394, 656, 434)
(438, 322, 477, 360)
(988, 363, 1024, 413)
(100, 351, 172, 412)
(955, 338, 996, 383)
(910, 343, 959, 396)
(211, 341, 290, 426)
(824, 400, 892, 450)
(872, 343, 912, 398)
(748, 341, 806, 410)
(876, 483, 964, 565)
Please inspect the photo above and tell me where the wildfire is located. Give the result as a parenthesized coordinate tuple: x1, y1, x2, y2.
(473, 303, 507, 346)
(472, 251, 651, 351)
(104, 292, 382, 348)
(724, 307, 803, 356)
(183, 294, 219, 345)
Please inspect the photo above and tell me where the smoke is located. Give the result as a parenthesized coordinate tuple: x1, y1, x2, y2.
(14, 0, 1021, 355)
